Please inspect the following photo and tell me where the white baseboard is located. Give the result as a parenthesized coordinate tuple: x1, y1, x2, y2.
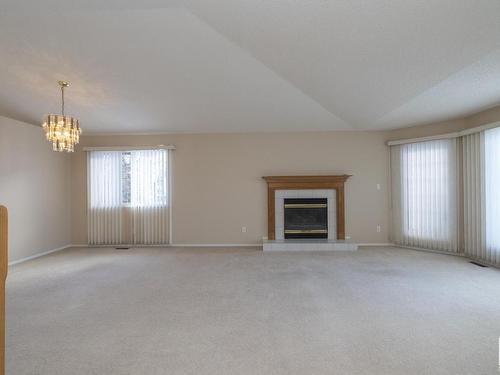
(9, 244, 72, 266)
(68, 243, 262, 248)
(76, 243, 394, 249)
(396, 245, 464, 257)
(358, 243, 394, 247)
(170, 243, 262, 247)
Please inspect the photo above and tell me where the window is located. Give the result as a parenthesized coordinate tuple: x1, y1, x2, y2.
(485, 127, 500, 252)
(392, 128, 500, 265)
(402, 140, 454, 241)
(129, 150, 168, 207)
(121, 152, 132, 204)
(88, 149, 168, 208)
(391, 139, 458, 251)
(87, 149, 169, 245)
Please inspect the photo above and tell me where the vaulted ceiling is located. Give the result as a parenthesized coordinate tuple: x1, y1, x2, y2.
(1, 0, 500, 133)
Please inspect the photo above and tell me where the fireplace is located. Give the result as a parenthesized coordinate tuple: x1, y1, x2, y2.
(284, 198, 328, 239)
(262, 175, 351, 241)
(262, 175, 356, 251)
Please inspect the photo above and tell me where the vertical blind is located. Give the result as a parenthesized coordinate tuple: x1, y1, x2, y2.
(391, 139, 458, 252)
(462, 132, 485, 261)
(87, 151, 123, 244)
(484, 127, 500, 264)
(391, 126, 500, 266)
(87, 149, 169, 245)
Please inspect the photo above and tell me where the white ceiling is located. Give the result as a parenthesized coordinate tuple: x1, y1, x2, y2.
(1, 0, 500, 133)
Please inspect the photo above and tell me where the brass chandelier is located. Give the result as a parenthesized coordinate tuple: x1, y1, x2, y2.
(42, 81, 82, 152)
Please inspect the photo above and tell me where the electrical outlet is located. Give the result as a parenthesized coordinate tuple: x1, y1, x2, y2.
(241, 226, 247, 233)
(376, 225, 381, 233)
(376, 183, 381, 190)
(345, 236, 351, 240)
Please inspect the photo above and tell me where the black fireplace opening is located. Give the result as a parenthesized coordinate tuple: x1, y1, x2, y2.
(284, 198, 327, 239)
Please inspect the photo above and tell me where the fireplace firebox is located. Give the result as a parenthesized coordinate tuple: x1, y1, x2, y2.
(284, 198, 328, 239)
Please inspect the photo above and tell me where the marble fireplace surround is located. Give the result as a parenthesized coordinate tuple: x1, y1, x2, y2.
(274, 189, 336, 240)
(262, 175, 351, 241)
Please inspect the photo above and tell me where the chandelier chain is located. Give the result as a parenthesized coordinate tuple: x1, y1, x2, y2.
(61, 84, 65, 116)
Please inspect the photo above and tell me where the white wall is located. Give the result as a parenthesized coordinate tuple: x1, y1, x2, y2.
(0, 116, 71, 262)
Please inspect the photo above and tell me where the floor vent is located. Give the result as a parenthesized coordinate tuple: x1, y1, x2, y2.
(469, 261, 487, 268)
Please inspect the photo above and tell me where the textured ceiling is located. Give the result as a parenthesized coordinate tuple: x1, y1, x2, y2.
(1, 0, 500, 133)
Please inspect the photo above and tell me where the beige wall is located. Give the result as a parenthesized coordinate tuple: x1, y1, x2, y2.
(384, 104, 500, 142)
(0, 116, 71, 262)
(71, 132, 391, 245)
(383, 118, 467, 141)
(465, 105, 500, 128)
(2, 103, 497, 253)
(70, 104, 500, 247)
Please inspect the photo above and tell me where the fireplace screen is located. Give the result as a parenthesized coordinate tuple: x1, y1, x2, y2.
(284, 198, 328, 239)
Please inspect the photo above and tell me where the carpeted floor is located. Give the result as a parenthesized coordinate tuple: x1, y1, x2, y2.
(6, 246, 500, 374)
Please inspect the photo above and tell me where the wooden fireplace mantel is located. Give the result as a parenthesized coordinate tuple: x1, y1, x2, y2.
(262, 175, 351, 240)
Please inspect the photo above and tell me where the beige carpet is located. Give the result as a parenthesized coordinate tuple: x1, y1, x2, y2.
(6, 246, 500, 374)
